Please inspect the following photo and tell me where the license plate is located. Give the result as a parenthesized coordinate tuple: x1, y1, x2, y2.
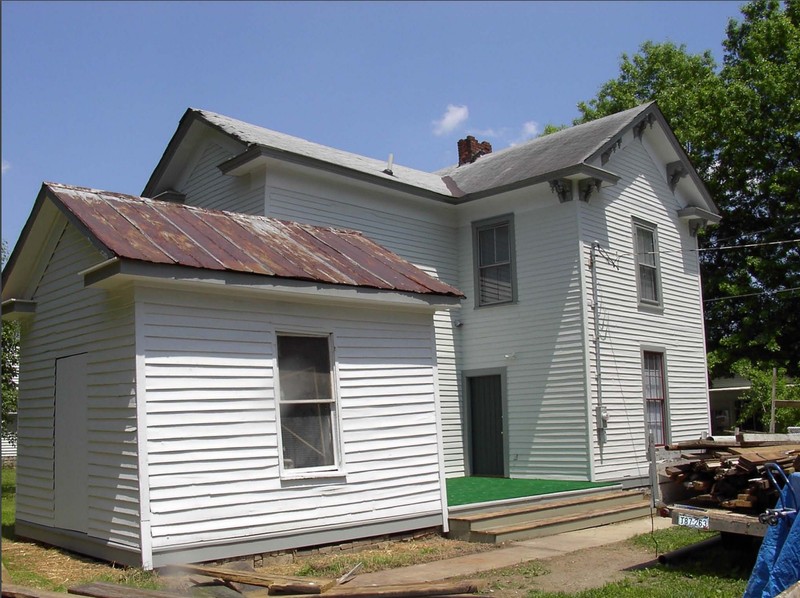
(677, 513, 710, 530)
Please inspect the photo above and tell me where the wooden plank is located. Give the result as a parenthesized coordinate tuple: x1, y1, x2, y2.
(774, 401, 800, 409)
(68, 582, 187, 598)
(167, 564, 332, 592)
(736, 433, 800, 446)
(318, 581, 480, 597)
(242, 581, 481, 598)
(728, 445, 800, 467)
(3, 584, 73, 598)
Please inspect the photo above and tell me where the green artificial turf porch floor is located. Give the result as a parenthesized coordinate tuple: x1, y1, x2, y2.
(446, 476, 616, 507)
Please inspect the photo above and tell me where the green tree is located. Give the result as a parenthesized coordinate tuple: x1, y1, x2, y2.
(703, 0, 800, 378)
(539, 123, 569, 137)
(732, 361, 800, 432)
(1, 241, 19, 442)
(576, 40, 723, 176)
(576, 1, 800, 378)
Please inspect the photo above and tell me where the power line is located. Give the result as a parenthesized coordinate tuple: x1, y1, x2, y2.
(697, 238, 800, 253)
(703, 286, 800, 303)
(610, 237, 800, 260)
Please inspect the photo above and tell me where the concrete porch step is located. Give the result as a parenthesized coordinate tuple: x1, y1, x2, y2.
(448, 489, 652, 544)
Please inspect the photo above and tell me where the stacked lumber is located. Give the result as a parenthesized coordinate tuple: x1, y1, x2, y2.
(661, 441, 800, 513)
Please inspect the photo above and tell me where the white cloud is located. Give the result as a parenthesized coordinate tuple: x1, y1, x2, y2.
(432, 104, 469, 136)
(1, 160, 9, 175)
(509, 121, 540, 146)
(473, 127, 504, 138)
(521, 121, 540, 138)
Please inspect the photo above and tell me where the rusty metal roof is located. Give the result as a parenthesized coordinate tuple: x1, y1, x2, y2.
(45, 182, 463, 298)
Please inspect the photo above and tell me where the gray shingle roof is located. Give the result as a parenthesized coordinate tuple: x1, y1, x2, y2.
(193, 103, 655, 201)
(196, 110, 454, 197)
(438, 103, 654, 196)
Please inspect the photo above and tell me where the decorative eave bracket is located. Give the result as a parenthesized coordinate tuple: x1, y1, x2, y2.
(601, 139, 622, 165)
(578, 178, 603, 203)
(666, 161, 688, 192)
(677, 206, 722, 238)
(549, 179, 573, 203)
(633, 113, 656, 139)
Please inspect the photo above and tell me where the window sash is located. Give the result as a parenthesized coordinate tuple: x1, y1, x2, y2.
(476, 221, 514, 305)
(635, 223, 661, 304)
(643, 351, 667, 445)
(277, 335, 337, 471)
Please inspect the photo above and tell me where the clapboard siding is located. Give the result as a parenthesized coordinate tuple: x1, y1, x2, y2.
(174, 149, 463, 475)
(262, 173, 464, 476)
(15, 221, 140, 547)
(456, 196, 591, 480)
(180, 142, 264, 214)
(138, 287, 444, 549)
(581, 135, 709, 480)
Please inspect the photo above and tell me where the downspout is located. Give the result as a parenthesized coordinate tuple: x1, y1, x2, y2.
(590, 242, 608, 447)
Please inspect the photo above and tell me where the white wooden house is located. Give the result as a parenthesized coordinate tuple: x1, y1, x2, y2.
(1, 184, 462, 568)
(142, 101, 719, 482)
(2, 101, 719, 567)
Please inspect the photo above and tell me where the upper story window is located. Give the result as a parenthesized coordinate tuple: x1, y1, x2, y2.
(473, 215, 516, 307)
(633, 219, 662, 306)
(277, 334, 338, 472)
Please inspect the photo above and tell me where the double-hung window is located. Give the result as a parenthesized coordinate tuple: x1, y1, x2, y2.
(277, 334, 338, 471)
(474, 215, 516, 307)
(643, 351, 667, 446)
(633, 220, 662, 306)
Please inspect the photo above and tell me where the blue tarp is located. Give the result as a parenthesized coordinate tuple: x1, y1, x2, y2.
(744, 472, 800, 598)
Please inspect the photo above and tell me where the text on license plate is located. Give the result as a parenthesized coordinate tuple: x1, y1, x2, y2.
(677, 513, 710, 530)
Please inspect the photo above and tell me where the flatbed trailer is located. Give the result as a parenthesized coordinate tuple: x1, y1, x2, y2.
(660, 503, 767, 537)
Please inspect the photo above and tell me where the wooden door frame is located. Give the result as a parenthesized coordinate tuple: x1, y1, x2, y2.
(462, 367, 509, 478)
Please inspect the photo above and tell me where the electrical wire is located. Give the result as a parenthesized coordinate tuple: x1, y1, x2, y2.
(703, 286, 800, 303)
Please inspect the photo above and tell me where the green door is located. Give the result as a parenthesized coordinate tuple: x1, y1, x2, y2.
(468, 374, 504, 477)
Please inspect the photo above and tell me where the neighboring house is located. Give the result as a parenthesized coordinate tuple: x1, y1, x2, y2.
(1, 101, 719, 568)
(709, 376, 752, 435)
(1, 411, 17, 464)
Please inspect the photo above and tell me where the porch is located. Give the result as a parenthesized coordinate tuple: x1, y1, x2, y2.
(445, 477, 651, 543)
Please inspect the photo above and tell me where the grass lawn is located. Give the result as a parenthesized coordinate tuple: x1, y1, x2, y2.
(2, 466, 758, 597)
(1, 465, 159, 591)
(447, 476, 616, 506)
(2, 464, 15, 538)
(481, 526, 756, 598)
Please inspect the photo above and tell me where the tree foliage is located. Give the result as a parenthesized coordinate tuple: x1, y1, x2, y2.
(1, 241, 19, 442)
(732, 361, 800, 432)
(703, 0, 800, 378)
(576, 1, 800, 379)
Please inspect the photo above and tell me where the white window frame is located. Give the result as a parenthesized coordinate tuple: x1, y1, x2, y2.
(633, 218, 662, 307)
(642, 349, 669, 446)
(274, 332, 343, 479)
(473, 214, 517, 307)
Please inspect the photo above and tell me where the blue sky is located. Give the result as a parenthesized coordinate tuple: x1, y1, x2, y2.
(2, 1, 744, 251)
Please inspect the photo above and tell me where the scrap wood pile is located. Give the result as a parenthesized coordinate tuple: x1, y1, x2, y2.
(661, 434, 800, 513)
(35, 564, 482, 598)
(166, 563, 481, 597)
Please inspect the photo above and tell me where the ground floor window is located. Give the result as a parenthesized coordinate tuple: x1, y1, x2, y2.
(277, 334, 337, 470)
(643, 351, 667, 445)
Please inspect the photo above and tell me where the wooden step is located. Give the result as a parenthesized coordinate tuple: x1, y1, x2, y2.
(448, 489, 647, 540)
(468, 500, 652, 544)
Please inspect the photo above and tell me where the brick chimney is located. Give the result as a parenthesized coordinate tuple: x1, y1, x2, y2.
(457, 136, 492, 166)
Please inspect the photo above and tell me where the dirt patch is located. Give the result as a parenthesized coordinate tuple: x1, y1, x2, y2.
(473, 541, 658, 596)
(1, 537, 155, 590)
(3, 531, 661, 596)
